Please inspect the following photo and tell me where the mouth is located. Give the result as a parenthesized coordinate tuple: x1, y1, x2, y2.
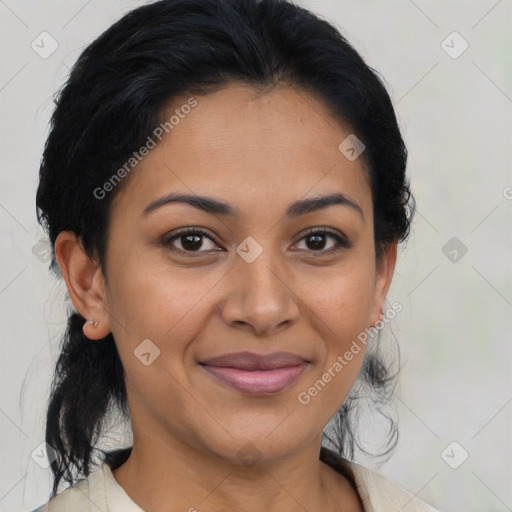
(199, 364, 310, 395)
(198, 351, 310, 395)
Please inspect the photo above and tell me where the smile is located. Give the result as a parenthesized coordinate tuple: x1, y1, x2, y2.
(199, 363, 310, 395)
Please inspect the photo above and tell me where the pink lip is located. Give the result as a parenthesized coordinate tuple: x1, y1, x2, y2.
(200, 351, 308, 370)
(200, 363, 309, 395)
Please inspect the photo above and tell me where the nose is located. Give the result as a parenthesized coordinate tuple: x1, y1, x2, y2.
(220, 247, 300, 337)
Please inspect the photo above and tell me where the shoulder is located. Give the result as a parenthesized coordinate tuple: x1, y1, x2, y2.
(320, 447, 441, 512)
(29, 466, 107, 512)
(345, 459, 441, 511)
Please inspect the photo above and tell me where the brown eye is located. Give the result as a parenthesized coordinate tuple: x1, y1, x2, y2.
(294, 228, 351, 254)
(162, 228, 222, 255)
(304, 233, 330, 250)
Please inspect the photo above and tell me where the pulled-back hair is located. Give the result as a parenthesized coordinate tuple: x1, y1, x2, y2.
(36, 0, 413, 497)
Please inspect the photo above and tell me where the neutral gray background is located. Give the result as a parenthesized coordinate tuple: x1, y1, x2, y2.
(1, 1, 511, 511)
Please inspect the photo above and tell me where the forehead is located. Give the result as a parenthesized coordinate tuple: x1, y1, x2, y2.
(110, 82, 372, 221)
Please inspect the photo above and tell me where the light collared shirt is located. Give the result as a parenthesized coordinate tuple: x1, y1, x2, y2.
(32, 453, 441, 512)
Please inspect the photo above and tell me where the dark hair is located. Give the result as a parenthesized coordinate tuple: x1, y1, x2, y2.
(36, 0, 413, 496)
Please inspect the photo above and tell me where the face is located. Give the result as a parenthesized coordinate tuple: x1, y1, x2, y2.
(72, 83, 395, 464)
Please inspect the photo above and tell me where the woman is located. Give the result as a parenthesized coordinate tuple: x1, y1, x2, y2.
(33, 0, 440, 510)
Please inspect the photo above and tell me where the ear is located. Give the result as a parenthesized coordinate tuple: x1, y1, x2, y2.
(54, 231, 111, 340)
(370, 240, 398, 327)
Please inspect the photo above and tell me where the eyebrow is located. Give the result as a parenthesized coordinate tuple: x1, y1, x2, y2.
(142, 192, 364, 221)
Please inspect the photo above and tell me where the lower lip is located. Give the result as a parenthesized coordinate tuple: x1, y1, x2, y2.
(200, 363, 309, 395)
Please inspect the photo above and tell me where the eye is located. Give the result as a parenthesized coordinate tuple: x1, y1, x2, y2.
(161, 228, 222, 256)
(293, 227, 350, 254)
(161, 226, 351, 258)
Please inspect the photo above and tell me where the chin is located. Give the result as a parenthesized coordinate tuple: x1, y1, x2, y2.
(201, 425, 314, 467)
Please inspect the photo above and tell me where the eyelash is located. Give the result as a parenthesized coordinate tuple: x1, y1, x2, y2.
(160, 226, 351, 258)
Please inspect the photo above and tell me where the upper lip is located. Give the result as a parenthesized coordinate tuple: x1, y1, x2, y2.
(200, 351, 308, 371)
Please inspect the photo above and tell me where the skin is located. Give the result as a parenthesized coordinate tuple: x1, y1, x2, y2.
(55, 82, 397, 512)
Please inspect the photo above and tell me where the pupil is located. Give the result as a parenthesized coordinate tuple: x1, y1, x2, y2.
(182, 234, 202, 251)
(307, 234, 325, 250)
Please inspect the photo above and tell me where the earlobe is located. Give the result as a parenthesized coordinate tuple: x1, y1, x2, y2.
(371, 240, 398, 327)
(370, 309, 385, 328)
(54, 231, 111, 340)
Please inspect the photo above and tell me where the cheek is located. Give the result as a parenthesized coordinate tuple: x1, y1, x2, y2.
(107, 252, 211, 333)
(104, 260, 209, 385)
(297, 271, 372, 416)
(303, 260, 376, 343)
(106, 266, 211, 416)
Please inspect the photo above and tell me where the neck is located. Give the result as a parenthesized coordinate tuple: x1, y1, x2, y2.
(110, 434, 362, 512)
